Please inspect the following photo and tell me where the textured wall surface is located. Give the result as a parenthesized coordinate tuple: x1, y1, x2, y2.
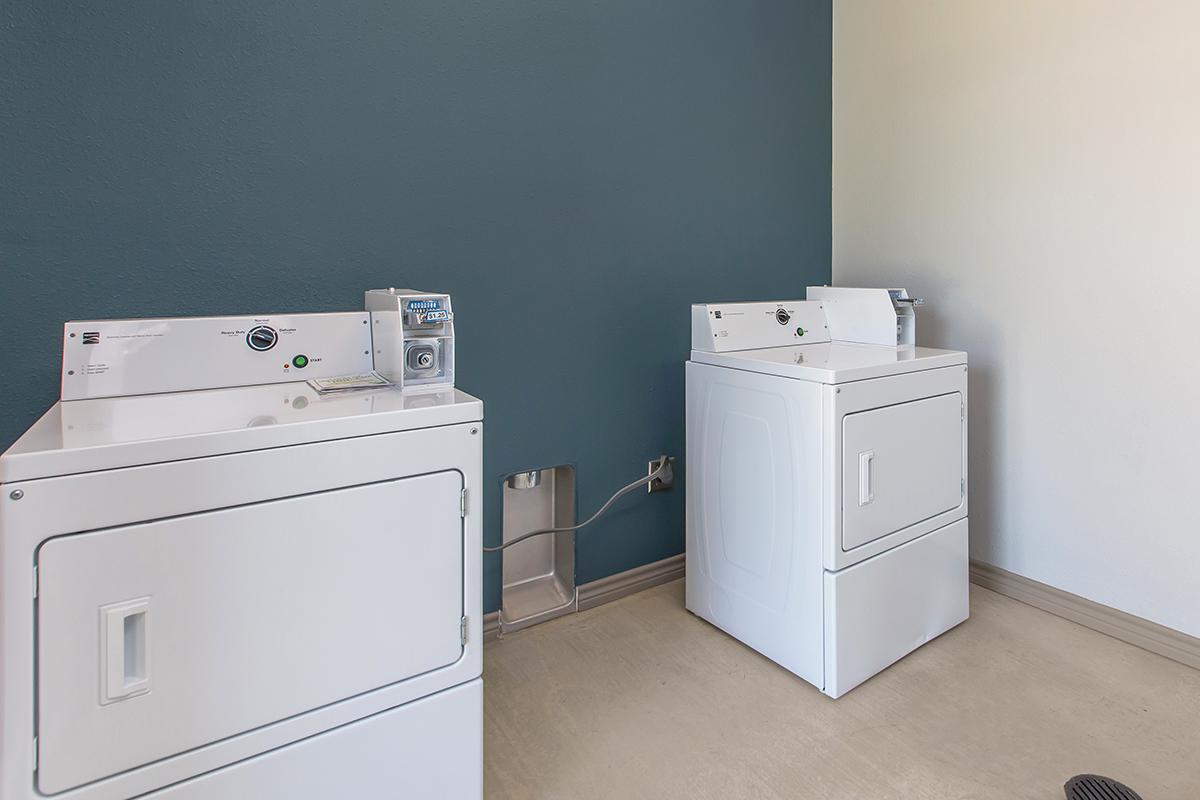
(834, 0, 1200, 636)
(1, 1, 831, 611)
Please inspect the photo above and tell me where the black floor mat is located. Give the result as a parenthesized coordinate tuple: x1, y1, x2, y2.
(1064, 774, 1144, 800)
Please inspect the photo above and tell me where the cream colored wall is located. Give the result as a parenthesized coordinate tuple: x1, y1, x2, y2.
(833, 0, 1200, 636)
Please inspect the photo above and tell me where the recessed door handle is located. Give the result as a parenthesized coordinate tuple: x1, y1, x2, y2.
(100, 598, 151, 704)
(859, 450, 875, 506)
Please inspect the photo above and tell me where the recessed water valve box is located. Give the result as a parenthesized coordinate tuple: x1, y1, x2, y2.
(366, 288, 456, 391)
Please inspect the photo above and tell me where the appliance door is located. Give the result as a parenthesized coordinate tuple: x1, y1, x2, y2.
(841, 392, 963, 551)
(37, 471, 464, 795)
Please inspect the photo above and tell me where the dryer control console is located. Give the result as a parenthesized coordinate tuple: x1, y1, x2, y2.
(693, 288, 926, 353)
(691, 300, 831, 352)
(61, 313, 374, 400)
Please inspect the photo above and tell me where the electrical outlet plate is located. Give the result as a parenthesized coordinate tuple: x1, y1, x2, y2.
(648, 456, 675, 493)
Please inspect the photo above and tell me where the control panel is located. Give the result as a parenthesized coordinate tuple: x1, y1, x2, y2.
(61, 313, 374, 400)
(691, 300, 831, 352)
(365, 288, 455, 391)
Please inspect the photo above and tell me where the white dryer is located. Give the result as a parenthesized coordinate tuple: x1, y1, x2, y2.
(0, 311, 483, 799)
(686, 289, 968, 698)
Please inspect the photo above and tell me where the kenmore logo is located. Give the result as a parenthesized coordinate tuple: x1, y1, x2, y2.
(82, 332, 100, 344)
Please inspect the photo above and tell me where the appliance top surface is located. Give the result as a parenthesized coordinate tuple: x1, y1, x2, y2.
(0, 382, 483, 483)
(690, 342, 966, 384)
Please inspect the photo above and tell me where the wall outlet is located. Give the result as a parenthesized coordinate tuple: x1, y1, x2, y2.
(648, 456, 675, 493)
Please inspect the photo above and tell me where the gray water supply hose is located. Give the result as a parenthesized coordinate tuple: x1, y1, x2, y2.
(483, 460, 670, 552)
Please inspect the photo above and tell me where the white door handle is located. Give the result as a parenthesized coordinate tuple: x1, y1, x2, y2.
(100, 598, 151, 704)
(858, 450, 875, 506)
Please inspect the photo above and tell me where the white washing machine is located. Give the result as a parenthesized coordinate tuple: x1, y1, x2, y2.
(0, 311, 483, 799)
(686, 288, 969, 698)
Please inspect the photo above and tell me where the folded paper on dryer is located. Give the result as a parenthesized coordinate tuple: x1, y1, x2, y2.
(306, 371, 392, 394)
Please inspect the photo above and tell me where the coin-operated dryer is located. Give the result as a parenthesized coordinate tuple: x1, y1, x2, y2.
(686, 287, 968, 698)
(0, 308, 483, 799)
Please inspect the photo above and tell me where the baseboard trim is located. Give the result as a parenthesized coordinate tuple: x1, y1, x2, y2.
(578, 553, 686, 611)
(969, 560, 1200, 671)
(483, 612, 499, 641)
(483, 553, 685, 643)
(484, 556, 1200, 669)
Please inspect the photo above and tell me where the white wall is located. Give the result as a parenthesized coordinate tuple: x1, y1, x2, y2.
(833, 0, 1200, 637)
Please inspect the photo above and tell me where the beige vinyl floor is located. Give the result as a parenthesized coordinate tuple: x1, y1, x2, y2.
(483, 580, 1200, 799)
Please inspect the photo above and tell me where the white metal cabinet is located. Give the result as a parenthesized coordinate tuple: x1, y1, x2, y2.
(3, 363, 483, 800)
(2, 412, 483, 800)
(841, 392, 963, 551)
(142, 679, 483, 800)
(37, 471, 464, 794)
(684, 362, 825, 687)
(688, 311, 969, 698)
(824, 518, 969, 698)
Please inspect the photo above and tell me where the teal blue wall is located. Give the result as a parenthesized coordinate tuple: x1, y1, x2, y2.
(1, 2, 831, 612)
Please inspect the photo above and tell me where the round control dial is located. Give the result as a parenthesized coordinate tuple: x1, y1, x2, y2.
(246, 325, 278, 352)
(775, 308, 791, 325)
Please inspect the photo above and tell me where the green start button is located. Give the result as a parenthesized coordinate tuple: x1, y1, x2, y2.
(292, 354, 309, 369)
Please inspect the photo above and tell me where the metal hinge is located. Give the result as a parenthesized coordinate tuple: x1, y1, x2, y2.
(32, 565, 38, 599)
(32, 736, 38, 771)
(961, 478, 966, 497)
(961, 401, 965, 419)
(460, 616, 468, 646)
(459, 488, 467, 518)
